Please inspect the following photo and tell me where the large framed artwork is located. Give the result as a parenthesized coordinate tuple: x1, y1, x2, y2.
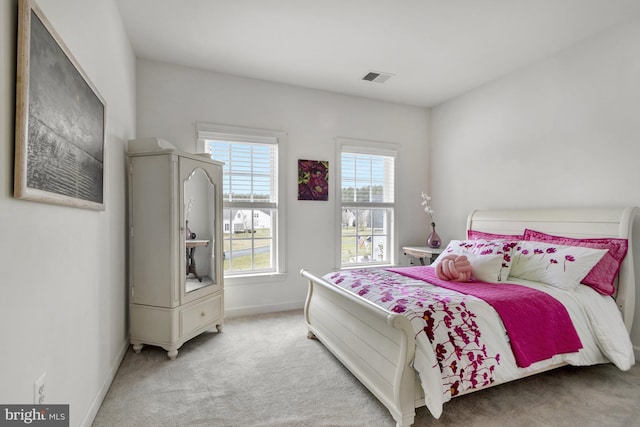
(14, 0, 106, 210)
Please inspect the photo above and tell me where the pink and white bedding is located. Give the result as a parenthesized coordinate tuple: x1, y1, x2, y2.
(323, 266, 634, 419)
(388, 266, 583, 368)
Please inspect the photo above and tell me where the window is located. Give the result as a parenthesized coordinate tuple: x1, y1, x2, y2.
(197, 123, 285, 278)
(337, 138, 397, 268)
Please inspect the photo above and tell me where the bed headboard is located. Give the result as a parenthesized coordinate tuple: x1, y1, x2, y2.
(466, 207, 639, 333)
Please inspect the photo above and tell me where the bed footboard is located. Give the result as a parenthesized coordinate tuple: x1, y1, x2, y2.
(300, 269, 420, 427)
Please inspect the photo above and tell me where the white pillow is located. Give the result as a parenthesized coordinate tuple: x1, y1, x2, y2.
(509, 241, 607, 290)
(433, 239, 518, 283)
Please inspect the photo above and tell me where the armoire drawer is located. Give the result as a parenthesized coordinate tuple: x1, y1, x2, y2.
(180, 293, 223, 337)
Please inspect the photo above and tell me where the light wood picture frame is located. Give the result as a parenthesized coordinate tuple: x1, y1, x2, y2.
(14, 0, 106, 210)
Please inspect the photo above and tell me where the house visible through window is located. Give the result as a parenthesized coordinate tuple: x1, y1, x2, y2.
(338, 138, 397, 268)
(197, 123, 284, 277)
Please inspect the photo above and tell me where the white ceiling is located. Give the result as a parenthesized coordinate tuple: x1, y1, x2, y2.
(115, 0, 640, 107)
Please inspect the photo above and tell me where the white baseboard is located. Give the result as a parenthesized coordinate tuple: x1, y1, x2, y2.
(225, 301, 304, 318)
(80, 337, 130, 427)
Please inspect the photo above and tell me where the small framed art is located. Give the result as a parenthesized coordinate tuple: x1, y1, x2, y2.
(298, 159, 328, 201)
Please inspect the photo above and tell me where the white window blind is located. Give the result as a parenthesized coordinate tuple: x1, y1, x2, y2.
(207, 140, 278, 207)
(341, 152, 395, 205)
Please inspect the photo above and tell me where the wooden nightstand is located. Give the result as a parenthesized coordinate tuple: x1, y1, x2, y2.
(402, 246, 445, 266)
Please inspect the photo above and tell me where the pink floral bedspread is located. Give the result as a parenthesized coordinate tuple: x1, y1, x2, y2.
(387, 266, 583, 368)
(324, 268, 501, 402)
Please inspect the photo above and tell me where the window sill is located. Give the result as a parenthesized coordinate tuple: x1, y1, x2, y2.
(224, 272, 288, 286)
(339, 263, 396, 271)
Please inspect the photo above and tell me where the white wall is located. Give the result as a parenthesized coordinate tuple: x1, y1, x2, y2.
(136, 59, 430, 316)
(0, 0, 135, 425)
(430, 17, 640, 355)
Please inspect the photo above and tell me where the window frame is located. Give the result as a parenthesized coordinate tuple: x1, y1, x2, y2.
(197, 122, 287, 285)
(335, 137, 399, 269)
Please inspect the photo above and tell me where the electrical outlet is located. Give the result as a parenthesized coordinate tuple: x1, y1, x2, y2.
(34, 373, 45, 404)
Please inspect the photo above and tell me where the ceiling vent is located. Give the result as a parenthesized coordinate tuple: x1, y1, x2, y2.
(361, 70, 394, 84)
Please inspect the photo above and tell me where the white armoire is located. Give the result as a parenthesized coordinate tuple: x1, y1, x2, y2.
(127, 137, 224, 360)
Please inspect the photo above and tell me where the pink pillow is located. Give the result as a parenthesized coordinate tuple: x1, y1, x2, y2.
(434, 239, 518, 283)
(523, 229, 628, 295)
(435, 254, 472, 282)
(468, 230, 524, 240)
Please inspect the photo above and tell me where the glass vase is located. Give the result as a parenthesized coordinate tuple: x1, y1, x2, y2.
(427, 223, 441, 248)
(185, 220, 193, 240)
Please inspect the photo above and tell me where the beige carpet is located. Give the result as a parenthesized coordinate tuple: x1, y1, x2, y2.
(93, 310, 640, 427)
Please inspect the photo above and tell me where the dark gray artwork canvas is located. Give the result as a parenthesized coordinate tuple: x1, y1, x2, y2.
(25, 10, 105, 205)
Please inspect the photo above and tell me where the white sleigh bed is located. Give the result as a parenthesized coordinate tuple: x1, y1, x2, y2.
(300, 208, 638, 427)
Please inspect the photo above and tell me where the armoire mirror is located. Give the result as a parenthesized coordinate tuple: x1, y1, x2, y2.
(183, 167, 216, 293)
